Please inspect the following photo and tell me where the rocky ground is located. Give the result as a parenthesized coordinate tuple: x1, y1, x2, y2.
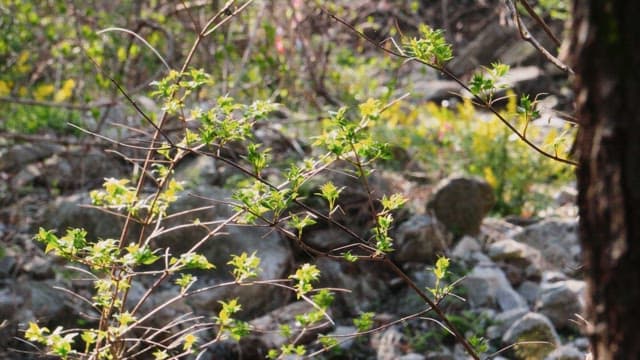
(0, 141, 586, 359)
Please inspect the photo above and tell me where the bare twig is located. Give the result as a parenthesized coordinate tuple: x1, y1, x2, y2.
(505, 0, 573, 74)
(517, 0, 561, 47)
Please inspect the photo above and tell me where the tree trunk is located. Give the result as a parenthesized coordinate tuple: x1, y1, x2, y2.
(571, 0, 640, 358)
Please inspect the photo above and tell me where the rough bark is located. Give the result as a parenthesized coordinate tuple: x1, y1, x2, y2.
(571, 0, 640, 358)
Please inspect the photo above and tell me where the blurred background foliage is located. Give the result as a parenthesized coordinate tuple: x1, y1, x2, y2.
(0, 0, 574, 216)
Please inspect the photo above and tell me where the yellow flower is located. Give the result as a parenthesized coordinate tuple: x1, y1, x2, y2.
(34, 83, 55, 100)
(16, 51, 31, 74)
(483, 167, 498, 189)
(0, 80, 12, 96)
(54, 78, 76, 102)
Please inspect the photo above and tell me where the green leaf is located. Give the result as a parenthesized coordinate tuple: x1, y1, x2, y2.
(342, 251, 358, 263)
(228, 252, 261, 282)
(434, 256, 450, 280)
(289, 263, 321, 298)
(171, 253, 215, 270)
(353, 312, 375, 332)
(175, 273, 196, 292)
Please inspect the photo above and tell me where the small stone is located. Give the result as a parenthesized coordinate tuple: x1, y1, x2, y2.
(377, 327, 407, 360)
(399, 353, 426, 360)
(22, 256, 54, 279)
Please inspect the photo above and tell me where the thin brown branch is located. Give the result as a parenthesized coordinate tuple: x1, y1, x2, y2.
(506, 0, 573, 74)
(517, 0, 561, 47)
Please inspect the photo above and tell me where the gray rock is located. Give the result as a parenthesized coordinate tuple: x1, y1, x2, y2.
(11, 163, 41, 189)
(325, 325, 357, 351)
(174, 155, 221, 187)
(486, 307, 529, 340)
(125, 282, 193, 334)
(42, 192, 125, 240)
(399, 353, 426, 360)
(554, 186, 577, 207)
(517, 281, 541, 307)
(451, 236, 481, 261)
(488, 239, 544, 285)
(167, 186, 293, 317)
(394, 214, 451, 263)
(248, 301, 331, 349)
(377, 327, 406, 360)
(462, 263, 527, 311)
(424, 348, 454, 360)
(513, 219, 581, 274)
(0, 143, 63, 171)
(427, 177, 495, 237)
(0, 287, 24, 320)
(544, 345, 584, 360)
(536, 280, 585, 330)
(0, 254, 16, 278)
(12, 149, 127, 190)
(571, 337, 590, 352)
(481, 218, 523, 244)
(21, 255, 54, 279)
(12, 280, 75, 329)
(541, 270, 568, 284)
(502, 312, 560, 360)
(315, 258, 389, 314)
(305, 228, 352, 251)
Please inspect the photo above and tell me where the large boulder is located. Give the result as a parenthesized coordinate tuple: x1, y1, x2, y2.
(427, 176, 495, 237)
